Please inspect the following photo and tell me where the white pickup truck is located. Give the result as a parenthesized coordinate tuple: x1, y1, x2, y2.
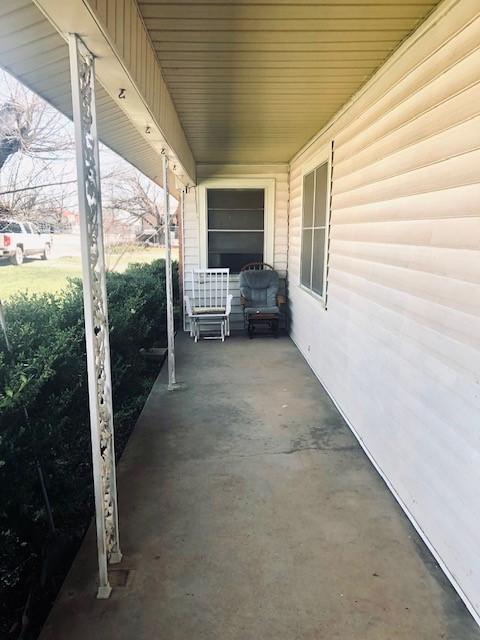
(0, 218, 53, 265)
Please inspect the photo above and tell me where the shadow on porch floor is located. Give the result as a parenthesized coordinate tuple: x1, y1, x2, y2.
(40, 334, 479, 640)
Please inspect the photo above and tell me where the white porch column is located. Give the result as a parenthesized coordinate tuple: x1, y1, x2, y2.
(162, 151, 177, 390)
(68, 33, 122, 599)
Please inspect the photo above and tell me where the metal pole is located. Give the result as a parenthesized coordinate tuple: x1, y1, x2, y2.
(162, 152, 176, 390)
(68, 33, 121, 599)
(180, 188, 187, 333)
(0, 300, 11, 352)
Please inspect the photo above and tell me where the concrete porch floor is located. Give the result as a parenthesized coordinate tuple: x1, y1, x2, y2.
(40, 334, 479, 640)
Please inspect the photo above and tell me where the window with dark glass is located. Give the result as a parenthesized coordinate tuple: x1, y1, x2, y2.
(301, 161, 329, 297)
(0, 220, 21, 233)
(207, 188, 264, 272)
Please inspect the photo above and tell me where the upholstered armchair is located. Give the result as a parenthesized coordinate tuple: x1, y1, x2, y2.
(239, 263, 284, 337)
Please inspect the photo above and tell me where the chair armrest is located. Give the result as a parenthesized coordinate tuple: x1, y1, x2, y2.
(225, 294, 233, 315)
(184, 295, 193, 317)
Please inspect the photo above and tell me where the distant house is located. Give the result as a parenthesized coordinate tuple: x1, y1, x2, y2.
(61, 210, 80, 232)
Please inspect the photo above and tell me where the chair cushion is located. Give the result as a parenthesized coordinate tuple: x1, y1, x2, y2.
(244, 306, 279, 316)
(193, 306, 225, 314)
(239, 269, 279, 308)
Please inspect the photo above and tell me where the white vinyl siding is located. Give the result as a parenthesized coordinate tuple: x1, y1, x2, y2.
(288, 0, 480, 623)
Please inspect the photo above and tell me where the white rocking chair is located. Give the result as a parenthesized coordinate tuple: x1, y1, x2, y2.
(184, 268, 232, 342)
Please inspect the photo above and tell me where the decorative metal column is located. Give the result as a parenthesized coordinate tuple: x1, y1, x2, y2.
(162, 151, 177, 390)
(68, 33, 122, 599)
(179, 187, 187, 333)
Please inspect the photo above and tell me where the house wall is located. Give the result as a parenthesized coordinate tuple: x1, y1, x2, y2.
(182, 164, 289, 329)
(287, 0, 480, 621)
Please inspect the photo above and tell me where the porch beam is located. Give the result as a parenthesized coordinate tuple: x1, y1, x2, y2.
(33, 0, 196, 188)
(68, 33, 122, 599)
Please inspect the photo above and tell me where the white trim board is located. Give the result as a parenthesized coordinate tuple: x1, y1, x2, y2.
(197, 163, 289, 179)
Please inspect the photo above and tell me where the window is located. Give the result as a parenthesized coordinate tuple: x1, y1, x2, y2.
(300, 161, 330, 297)
(0, 220, 21, 233)
(207, 188, 264, 272)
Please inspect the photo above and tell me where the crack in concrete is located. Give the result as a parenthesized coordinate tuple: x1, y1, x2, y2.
(209, 443, 357, 461)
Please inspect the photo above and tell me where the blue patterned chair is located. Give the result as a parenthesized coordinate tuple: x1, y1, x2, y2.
(239, 263, 283, 338)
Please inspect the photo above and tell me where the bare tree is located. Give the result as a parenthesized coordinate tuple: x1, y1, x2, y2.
(105, 171, 165, 232)
(0, 101, 29, 170)
(99, 167, 180, 270)
(0, 72, 72, 169)
(0, 70, 75, 223)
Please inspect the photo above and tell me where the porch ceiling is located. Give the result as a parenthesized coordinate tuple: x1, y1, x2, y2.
(139, 0, 441, 164)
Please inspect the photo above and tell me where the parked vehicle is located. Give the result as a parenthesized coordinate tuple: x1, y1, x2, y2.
(0, 219, 53, 265)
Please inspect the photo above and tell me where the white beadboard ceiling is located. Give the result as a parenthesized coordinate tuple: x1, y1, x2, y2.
(139, 0, 441, 163)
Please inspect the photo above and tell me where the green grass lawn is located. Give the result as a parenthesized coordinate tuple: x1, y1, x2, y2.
(0, 247, 177, 299)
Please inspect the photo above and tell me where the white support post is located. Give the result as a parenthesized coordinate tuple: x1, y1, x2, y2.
(162, 152, 177, 390)
(68, 33, 122, 600)
(181, 187, 187, 333)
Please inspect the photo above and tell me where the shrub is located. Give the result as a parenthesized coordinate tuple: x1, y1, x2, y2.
(0, 259, 178, 638)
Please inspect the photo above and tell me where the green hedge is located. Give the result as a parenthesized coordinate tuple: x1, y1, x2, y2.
(0, 259, 178, 638)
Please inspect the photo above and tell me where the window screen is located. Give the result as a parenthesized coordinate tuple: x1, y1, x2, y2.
(207, 188, 264, 272)
(300, 161, 330, 297)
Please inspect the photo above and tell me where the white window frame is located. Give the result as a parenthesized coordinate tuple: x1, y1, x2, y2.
(299, 145, 332, 303)
(198, 178, 275, 270)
